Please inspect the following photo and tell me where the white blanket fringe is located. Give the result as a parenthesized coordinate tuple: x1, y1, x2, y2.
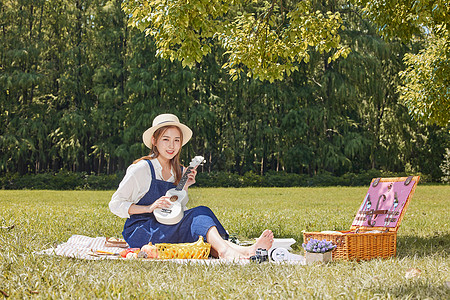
(38, 235, 124, 260)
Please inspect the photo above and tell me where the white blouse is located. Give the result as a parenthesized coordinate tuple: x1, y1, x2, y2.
(109, 158, 187, 219)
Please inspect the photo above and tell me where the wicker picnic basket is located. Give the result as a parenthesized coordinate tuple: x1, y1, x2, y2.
(156, 236, 211, 259)
(303, 176, 420, 261)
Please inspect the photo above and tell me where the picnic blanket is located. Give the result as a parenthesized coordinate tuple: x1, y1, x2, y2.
(38, 235, 306, 265)
(39, 235, 125, 260)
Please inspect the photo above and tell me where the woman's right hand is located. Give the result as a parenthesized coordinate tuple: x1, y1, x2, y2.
(148, 196, 171, 213)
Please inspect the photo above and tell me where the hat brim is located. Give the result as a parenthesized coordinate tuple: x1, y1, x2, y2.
(142, 122, 192, 149)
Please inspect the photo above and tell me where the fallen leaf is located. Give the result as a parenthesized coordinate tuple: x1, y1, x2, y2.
(405, 268, 421, 279)
(0, 290, 9, 297)
(0, 225, 14, 230)
(372, 276, 380, 281)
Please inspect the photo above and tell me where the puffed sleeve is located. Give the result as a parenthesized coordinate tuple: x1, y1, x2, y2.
(109, 160, 152, 218)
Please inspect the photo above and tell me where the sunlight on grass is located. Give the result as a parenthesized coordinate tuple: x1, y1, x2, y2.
(0, 186, 449, 298)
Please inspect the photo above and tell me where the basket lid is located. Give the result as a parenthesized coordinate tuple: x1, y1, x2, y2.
(350, 176, 420, 232)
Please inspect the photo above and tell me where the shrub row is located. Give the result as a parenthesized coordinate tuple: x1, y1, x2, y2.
(195, 170, 432, 188)
(0, 171, 124, 190)
(0, 170, 432, 190)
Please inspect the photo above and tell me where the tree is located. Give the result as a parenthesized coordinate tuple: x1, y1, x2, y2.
(1, 0, 447, 180)
(354, 0, 449, 126)
(0, 0, 57, 174)
(123, 0, 449, 125)
(90, 0, 128, 174)
(398, 28, 449, 127)
(121, 0, 350, 82)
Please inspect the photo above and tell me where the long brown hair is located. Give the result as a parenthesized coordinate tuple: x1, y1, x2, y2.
(134, 125, 183, 185)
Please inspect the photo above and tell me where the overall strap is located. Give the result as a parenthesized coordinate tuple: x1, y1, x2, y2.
(145, 159, 156, 179)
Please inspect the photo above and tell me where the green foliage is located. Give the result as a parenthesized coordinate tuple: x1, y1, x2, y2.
(398, 29, 450, 126)
(183, 169, 432, 188)
(122, 0, 350, 82)
(440, 148, 450, 183)
(0, 169, 435, 190)
(0, 172, 123, 190)
(122, 0, 449, 124)
(356, 0, 450, 126)
(123, 0, 229, 67)
(355, 0, 449, 42)
(1, 0, 449, 183)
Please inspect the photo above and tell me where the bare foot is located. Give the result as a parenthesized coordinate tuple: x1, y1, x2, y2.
(218, 246, 246, 261)
(248, 229, 274, 256)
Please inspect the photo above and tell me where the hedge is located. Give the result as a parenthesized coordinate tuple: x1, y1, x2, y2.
(0, 170, 433, 190)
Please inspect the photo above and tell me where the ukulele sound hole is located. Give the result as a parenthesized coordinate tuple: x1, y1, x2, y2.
(170, 196, 178, 202)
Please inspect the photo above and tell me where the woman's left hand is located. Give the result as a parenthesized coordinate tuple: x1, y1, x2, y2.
(184, 168, 197, 189)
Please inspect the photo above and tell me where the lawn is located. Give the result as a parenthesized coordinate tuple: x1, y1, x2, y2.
(0, 186, 449, 299)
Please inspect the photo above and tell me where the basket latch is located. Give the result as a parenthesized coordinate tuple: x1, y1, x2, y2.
(404, 176, 413, 186)
(372, 178, 381, 187)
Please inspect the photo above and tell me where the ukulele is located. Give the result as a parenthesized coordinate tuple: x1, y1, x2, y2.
(154, 156, 205, 225)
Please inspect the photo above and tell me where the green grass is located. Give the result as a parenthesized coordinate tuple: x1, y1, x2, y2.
(0, 186, 449, 299)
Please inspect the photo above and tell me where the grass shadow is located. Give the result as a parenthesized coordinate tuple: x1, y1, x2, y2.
(396, 233, 450, 258)
(370, 280, 450, 299)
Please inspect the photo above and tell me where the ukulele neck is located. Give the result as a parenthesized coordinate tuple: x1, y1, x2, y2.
(175, 166, 194, 191)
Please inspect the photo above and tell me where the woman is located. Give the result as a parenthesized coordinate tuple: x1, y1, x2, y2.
(109, 113, 273, 259)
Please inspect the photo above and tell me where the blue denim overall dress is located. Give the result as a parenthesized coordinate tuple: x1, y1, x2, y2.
(122, 160, 228, 248)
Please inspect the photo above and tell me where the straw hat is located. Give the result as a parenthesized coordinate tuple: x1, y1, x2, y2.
(142, 113, 192, 148)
